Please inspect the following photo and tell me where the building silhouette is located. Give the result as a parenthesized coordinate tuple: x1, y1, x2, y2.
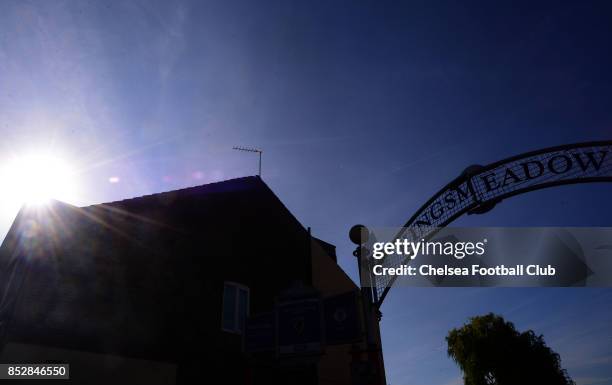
(0, 176, 385, 384)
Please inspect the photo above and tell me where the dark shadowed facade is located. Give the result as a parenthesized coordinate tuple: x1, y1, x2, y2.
(0, 176, 385, 384)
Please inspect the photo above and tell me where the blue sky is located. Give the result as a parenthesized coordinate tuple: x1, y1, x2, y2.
(1, 1, 612, 384)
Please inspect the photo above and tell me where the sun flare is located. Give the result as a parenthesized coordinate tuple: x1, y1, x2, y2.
(0, 151, 78, 209)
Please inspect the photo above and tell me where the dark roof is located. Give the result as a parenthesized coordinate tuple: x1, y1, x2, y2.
(83, 176, 265, 208)
(314, 237, 337, 263)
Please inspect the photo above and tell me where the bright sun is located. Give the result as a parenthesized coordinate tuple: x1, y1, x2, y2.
(0, 151, 78, 208)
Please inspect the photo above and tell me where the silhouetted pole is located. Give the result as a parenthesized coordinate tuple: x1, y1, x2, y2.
(350, 225, 386, 385)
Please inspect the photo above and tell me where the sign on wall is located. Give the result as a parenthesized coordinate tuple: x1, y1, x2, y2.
(323, 291, 361, 345)
(277, 298, 322, 356)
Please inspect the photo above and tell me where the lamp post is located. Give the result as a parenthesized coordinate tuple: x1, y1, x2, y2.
(349, 225, 385, 385)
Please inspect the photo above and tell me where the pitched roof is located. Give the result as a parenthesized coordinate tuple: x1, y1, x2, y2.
(84, 175, 265, 208)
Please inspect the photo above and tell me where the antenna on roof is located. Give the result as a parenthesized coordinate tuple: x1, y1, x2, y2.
(233, 146, 263, 176)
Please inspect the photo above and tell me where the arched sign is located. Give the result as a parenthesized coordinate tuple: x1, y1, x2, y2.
(374, 140, 612, 306)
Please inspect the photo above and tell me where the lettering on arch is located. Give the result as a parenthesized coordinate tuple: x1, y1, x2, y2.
(373, 141, 612, 306)
(407, 141, 611, 236)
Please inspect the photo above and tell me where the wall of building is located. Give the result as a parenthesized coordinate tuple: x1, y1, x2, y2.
(311, 238, 359, 385)
(310, 238, 387, 385)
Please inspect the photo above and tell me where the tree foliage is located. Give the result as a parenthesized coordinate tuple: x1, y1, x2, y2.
(446, 313, 575, 385)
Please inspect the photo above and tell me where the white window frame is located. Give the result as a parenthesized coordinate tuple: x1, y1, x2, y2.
(221, 281, 250, 334)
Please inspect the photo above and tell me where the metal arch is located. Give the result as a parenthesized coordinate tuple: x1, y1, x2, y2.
(374, 140, 612, 307)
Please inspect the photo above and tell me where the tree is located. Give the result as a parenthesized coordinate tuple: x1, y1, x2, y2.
(446, 313, 575, 385)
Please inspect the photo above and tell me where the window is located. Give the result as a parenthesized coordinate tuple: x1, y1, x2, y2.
(222, 282, 249, 334)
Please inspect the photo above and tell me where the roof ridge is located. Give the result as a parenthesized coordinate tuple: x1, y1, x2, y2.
(81, 175, 261, 208)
